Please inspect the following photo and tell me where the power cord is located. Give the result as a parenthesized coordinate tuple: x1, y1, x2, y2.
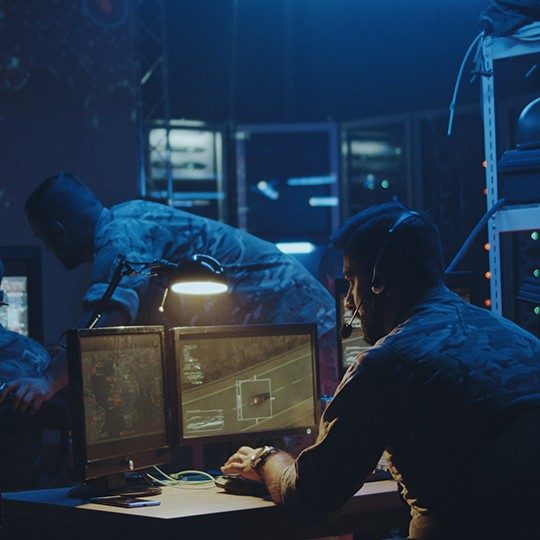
(446, 198, 506, 273)
(447, 32, 483, 137)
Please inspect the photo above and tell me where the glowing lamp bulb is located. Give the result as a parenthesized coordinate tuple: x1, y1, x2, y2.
(170, 281, 228, 295)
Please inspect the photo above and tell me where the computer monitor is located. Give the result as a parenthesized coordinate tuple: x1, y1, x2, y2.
(0, 246, 43, 341)
(67, 326, 170, 497)
(335, 278, 370, 375)
(0, 276, 29, 335)
(170, 323, 320, 444)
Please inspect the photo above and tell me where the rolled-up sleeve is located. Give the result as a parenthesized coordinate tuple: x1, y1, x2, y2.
(280, 346, 395, 523)
(84, 282, 142, 321)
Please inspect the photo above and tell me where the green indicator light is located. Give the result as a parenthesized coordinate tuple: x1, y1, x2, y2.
(534, 269, 540, 278)
(381, 179, 390, 189)
(534, 306, 540, 316)
(531, 231, 539, 241)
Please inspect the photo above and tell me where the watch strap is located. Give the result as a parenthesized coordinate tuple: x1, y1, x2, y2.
(250, 446, 278, 470)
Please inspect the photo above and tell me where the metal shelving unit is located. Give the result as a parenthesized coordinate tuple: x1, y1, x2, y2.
(480, 27, 540, 315)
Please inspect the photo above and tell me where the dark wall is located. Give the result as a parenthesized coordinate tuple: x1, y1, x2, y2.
(0, 1, 139, 343)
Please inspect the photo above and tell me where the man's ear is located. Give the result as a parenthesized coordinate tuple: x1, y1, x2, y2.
(50, 221, 67, 239)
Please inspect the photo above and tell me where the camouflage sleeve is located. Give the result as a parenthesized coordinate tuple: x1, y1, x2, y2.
(280, 345, 394, 519)
(83, 217, 156, 320)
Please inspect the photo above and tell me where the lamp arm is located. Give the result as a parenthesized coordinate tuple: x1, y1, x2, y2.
(86, 258, 134, 329)
(146, 258, 187, 272)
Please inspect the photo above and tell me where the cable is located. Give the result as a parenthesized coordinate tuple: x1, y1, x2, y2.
(447, 32, 484, 136)
(445, 198, 506, 273)
(147, 466, 215, 490)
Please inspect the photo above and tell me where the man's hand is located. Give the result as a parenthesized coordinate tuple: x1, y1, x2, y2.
(221, 446, 262, 482)
(0, 377, 55, 415)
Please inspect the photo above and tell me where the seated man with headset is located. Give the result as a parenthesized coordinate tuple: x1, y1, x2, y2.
(222, 201, 540, 539)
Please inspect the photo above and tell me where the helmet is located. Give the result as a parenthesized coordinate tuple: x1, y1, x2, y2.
(516, 97, 540, 150)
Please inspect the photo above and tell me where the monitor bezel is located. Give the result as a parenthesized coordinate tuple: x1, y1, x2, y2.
(169, 323, 321, 445)
(67, 325, 171, 482)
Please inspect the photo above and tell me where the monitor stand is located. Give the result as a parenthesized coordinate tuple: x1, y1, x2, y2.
(68, 472, 162, 499)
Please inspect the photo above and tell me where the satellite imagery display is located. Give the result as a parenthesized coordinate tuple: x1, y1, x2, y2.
(80, 333, 166, 457)
(176, 332, 317, 438)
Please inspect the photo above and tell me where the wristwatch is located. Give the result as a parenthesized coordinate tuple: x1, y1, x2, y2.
(250, 445, 278, 471)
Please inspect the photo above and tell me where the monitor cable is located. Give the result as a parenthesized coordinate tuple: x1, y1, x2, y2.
(146, 466, 215, 490)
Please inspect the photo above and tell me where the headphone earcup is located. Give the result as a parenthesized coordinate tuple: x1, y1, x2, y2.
(371, 272, 386, 295)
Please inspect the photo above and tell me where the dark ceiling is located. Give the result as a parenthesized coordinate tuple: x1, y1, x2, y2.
(166, 0, 490, 123)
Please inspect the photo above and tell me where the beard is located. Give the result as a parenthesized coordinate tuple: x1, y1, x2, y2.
(358, 295, 388, 345)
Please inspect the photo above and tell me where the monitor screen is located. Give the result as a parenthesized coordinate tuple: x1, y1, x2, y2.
(67, 326, 170, 484)
(170, 324, 320, 443)
(0, 276, 29, 335)
(0, 246, 43, 341)
(335, 278, 370, 375)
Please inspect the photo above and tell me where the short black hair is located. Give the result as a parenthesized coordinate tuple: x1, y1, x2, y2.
(331, 201, 444, 290)
(26, 173, 84, 221)
(24, 172, 101, 229)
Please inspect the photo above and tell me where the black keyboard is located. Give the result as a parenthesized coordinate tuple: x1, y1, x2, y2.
(215, 475, 270, 497)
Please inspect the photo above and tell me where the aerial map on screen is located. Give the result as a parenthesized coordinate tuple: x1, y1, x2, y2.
(80, 333, 166, 453)
(175, 331, 317, 439)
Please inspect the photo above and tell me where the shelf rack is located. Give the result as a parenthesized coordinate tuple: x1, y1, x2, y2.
(480, 24, 540, 315)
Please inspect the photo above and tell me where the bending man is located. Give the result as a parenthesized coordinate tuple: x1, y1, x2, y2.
(0, 172, 337, 413)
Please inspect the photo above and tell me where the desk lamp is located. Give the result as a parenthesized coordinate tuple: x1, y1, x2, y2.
(87, 254, 228, 329)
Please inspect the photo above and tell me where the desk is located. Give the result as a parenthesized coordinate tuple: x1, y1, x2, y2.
(2, 480, 409, 540)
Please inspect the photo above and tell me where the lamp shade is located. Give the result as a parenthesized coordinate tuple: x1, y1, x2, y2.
(168, 254, 228, 295)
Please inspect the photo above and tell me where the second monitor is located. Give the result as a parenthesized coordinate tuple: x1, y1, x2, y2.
(335, 277, 370, 375)
(170, 323, 320, 444)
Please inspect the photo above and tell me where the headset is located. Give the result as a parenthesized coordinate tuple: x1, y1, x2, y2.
(370, 210, 419, 295)
(340, 210, 419, 339)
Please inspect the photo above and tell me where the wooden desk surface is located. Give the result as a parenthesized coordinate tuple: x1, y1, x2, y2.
(2, 480, 409, 540)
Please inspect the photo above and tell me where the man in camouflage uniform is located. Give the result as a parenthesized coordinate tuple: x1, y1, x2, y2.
(0, 173, 337, 414)
(222, 201, 540, 539)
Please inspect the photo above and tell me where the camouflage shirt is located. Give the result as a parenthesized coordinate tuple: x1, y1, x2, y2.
(84, 201, 336, 338)
(0, 325, 51, 382)
(280, 285, 540, 526)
